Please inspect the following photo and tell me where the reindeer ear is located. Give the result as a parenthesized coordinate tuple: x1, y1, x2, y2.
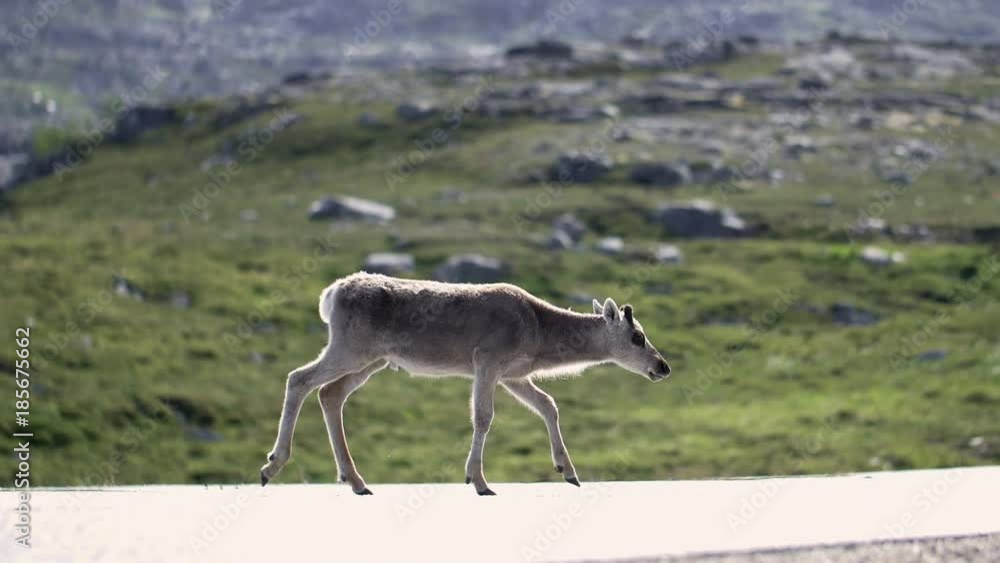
(593, 299, 603, 315)
(623, 304, 634, 326)
(602, 298, 620, 322)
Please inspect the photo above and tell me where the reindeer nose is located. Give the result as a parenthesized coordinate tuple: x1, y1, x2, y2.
(657, 359, 671, 377)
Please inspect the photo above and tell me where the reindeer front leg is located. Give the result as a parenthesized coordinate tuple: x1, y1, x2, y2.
(466, 367, 500, 496)
(502, 378, 580, 487)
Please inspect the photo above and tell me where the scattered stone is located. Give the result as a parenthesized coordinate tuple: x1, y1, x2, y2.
(396, 101, 440, 122)
(860, 246, 905, 266)
(546, 229, 575, 251)
(0, 153, 30, 191)
(552, 213, 586, 243)
(652, 199, 749, 238)
(784, 135, 817, 159)
(240, 209, 258, 222)
(653, 244, 684, 264)
(505, 39, 573, 60)
(831, 303, 879, 327)
(595, 236, 624, 255)
(433, 254, 508, 283)
(308, 196, 396, 222)
(630, 162, 691, 187)
(111, 105, 180, 143)
(783, 48, 862, 82)
(363, 252, 415, 275)
(548, 152, 613, 184)
(967, 435, 999, 458)
(688, 161, 733, 185)
(112, 274, 145, 301)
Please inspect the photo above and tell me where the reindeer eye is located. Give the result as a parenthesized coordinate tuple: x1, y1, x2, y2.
(631, 332, 645, 347)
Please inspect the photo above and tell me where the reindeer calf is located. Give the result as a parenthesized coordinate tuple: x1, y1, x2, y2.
(260, 272, 671, 495)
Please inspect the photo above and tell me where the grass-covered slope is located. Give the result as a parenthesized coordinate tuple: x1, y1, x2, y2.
(2, 63, 999, 487)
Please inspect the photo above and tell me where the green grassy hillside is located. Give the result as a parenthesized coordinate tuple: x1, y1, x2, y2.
(2, 59, 999, 487)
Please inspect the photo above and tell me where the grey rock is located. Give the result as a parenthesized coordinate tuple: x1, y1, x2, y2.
(112, 105, 180, 143)
(630, 162, 691, 187)
(783, 48, 862, 82)
(433, 254, 508, 283)
(595, 236, 624, 255)
(653, 244, 684, 264)
(552, 213, 586, 243)
(0, 153, 31, 191)
(396, 101, 440, 122)
(546, 229, 575, 251)
(549, 152, 613, 184)
(112, 275, 145, 302)
(688, 161, 733, 185)
(861, 246, 905, 266)
(505, 39, 573, 60)
(308, 196, 396, 222)
(363, 253, 415, 275)
(652, 199, 749, 238)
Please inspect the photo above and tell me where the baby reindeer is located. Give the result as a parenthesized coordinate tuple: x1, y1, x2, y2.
(260, 272, 671, 495)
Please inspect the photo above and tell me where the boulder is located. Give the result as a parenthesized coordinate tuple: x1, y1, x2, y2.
(653, 244, 684, 264)
(630, 162, 691, 187)
(688, 161, 733, 185)
(783, 48, 863, 82)
(505, 40, 573, 60)
(433, 254, 508, 283)
(112, 105, 180, 143)
(552, 213, 586, 243)
(652, 200, 749, 238)
(861, 246, 905, 266)
(0, 153, 30, 191)
(396, 101, 440, 122)
(545, 230, 575, 251)
(363, 253, 415, 276)
(595, 236, 624, 255)
(308, 196, 396, 222)
(548, 152, 613, 184)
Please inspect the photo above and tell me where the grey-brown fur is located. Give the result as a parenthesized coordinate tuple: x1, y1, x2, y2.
(261, 272, 671, 495)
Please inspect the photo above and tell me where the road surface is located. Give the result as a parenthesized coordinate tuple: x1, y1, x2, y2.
(2, 466, 998, 562)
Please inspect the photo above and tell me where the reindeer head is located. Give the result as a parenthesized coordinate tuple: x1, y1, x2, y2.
(593, 298, 671, 382)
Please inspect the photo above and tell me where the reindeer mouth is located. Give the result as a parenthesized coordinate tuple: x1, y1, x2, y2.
(648, 370, 668, 382)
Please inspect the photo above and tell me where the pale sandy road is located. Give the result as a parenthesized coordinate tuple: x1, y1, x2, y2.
(1, 467, 998, 562)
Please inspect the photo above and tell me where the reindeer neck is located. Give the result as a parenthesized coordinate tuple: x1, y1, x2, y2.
(534, 306, 610, 370)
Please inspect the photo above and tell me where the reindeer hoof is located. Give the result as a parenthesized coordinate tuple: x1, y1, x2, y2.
(355, 487, 373, 496)
(565, 476, 581, 487)
(465, 476, 472, 484)
(477, 488, 496, 496)
(260, 472, 269, 487)
(555, 465, 564, 473)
